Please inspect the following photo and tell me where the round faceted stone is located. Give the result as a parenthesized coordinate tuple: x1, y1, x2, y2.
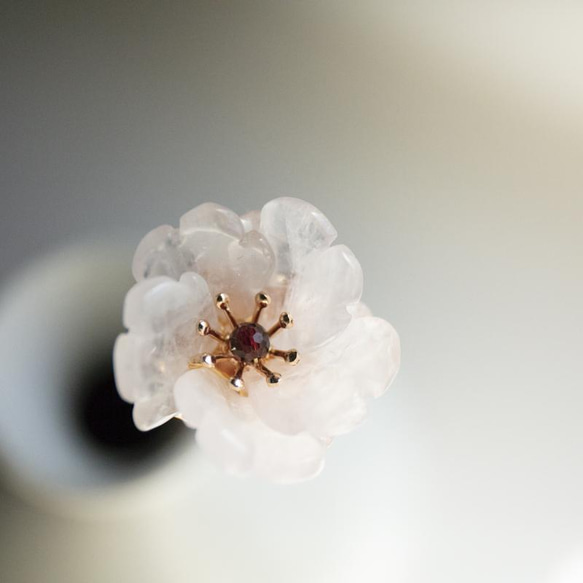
(229, 323, 270, 362)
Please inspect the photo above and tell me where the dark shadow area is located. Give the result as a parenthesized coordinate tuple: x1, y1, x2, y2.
(73, 354, 185, 462)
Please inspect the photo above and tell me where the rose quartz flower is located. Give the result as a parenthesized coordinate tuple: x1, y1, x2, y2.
(114, 198, 400, 483)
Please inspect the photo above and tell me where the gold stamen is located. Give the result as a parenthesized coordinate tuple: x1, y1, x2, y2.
(216, 293, 238, 329)
(191, 293, 295, 392)
(253, 360, 281, 385)
(229, 361, 247, 395)
(197, 319, 227, 343)
(252, 291, 271, 323)
(267, 312, 293, 336)
(188, 353, 216, 369)
(269, 348, 300, 365)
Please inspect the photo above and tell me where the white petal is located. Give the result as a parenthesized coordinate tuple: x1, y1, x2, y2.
(250, 316, 399, 439)
(132, 225, 193, 282)
(248, 359, 363, 438)
(280, 245, 363, 350)
(196, 409, 255, 476)
(174, 368, 230, 429)
(117, 273, 216, 426)
(115, 328, 208, 406)
(123, 273, 212, 336)
(132, 392, 177, 431)
(113, 333, 138, 402)
(303, 317, 399, 435)
(114, 332, 178, 409)
(252, 425, 327, 484)
(306, 374, 368, 437)
(248, 368, 312, 435)
(177, 203, 275, 320)
(179, 202, 244, 238)
(179, 203, 247, 304)
(181, 229, 274, 319)
(228, 230, 274, 285)
(259, 197, 337, 279)
(131, 204, 254, 286)
(349, 317, 401, 399)
(113, 333, 156, 402)
(224, 230, 275, 315)
(179, 230, 235, 284)
(196, 404, 326, 483)
(240, 209, 261, 232)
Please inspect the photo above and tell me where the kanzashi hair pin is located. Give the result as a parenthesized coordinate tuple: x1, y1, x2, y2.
(114, 198, 400, 483)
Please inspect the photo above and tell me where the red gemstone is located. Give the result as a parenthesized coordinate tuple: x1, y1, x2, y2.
(229, 323, 270, 362)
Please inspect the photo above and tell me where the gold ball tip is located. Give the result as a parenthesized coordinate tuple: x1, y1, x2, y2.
(285, 349, 299, 364)
(279, 312, 293, 328)
(216, 293, 230, 308)
(255, 292, 271, 307)
(268, 373, 281, 385)
(197, 320, 210, 335)
(230, 377, 244, 390)
(201, 353, 215, 367)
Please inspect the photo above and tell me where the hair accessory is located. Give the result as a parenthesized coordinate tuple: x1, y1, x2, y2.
(114, 197, 400, 483)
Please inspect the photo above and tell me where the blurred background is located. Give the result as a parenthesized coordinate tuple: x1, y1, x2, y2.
(1, 1, 583, 582)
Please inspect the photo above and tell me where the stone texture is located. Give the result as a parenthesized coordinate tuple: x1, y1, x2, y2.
(115, 197, 400, 482)
(259, 197, 337, 279)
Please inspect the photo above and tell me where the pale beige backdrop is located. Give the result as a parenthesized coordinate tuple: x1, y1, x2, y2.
(1, 2, 582, 582)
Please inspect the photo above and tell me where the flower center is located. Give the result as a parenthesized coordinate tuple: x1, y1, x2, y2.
(191, 292, 297, 393)
(229, 323, 270, 362)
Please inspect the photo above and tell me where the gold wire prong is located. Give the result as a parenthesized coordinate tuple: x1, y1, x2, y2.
(197, 319, 226, 343)
(268, 372, 282, 385)
(230, 376, 245, 390)
(267, 312, 293, 336)
(256, 292, 271, 307)
(215, 293, 230, 309)
(279, 312, 293, 328)
(216, 292, 238, 328)
(210, 331, 227, 343)
(197, 319, 210, 335)
(200, 353, 215, 367)
(228, 361, 248, 395)
(252, 291, 271, 323)
(270, 348, 300, 365)
(254, 360, 282, 385)
(229, 360, 247, 394)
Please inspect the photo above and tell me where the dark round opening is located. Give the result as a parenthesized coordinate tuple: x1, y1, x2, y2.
(73, 351, 185, 464)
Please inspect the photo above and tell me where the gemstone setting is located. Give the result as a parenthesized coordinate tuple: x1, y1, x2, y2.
(229, 323, 270, 362)
(190, 291, 297, 393)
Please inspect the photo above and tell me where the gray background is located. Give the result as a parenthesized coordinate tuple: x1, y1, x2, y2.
(1, 2, 583, 582)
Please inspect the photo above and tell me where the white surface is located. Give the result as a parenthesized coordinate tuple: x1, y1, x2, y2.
(1, 2, 582, 582)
